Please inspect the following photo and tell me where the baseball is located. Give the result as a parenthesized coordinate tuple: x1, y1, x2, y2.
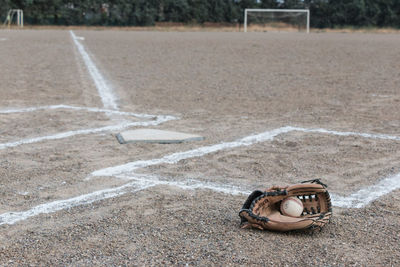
(280, 197, 304, 217)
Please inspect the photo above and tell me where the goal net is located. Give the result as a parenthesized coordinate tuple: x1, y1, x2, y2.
(3, 9, 24, 28)
(244, 9, 309, 33)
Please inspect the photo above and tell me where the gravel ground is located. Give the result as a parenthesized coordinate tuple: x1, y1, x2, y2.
(0, 29, 399, 266)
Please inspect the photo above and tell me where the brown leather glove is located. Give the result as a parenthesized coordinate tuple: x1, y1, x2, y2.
(239, 180, 332, 232)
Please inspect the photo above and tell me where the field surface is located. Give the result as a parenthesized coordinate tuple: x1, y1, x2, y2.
(0, 30, 400, 266)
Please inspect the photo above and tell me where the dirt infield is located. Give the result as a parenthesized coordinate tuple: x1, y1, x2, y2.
(0, 30, 399, 266)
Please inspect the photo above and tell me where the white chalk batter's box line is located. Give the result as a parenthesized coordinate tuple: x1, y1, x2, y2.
(1, 125, 400, 225)
(0, 104, 156, 118)
(0, 104, 178, 150)
(0, 104, 398, 151)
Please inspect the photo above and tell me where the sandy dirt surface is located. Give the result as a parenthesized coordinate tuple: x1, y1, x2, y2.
(0, 29, 399, 266)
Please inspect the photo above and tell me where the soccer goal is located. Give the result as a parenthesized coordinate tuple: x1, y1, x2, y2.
(3, 9, 24, 28)
(244, 9, 310, 33)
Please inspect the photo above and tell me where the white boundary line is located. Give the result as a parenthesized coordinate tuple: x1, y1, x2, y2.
(293, 126, 400, 141)
(1, 126, 400, 225)
(0, 105, 155, 119)
(117, 173, 400, 210)
(117, 174, 251, 196)
(0, 115, 176, 150)
(331, 172, 400, 208)
(0, 104, 177, 150)
(91, 126, 295, 177)
(0, 180, 155, 225)
(91, 126, 400, 177)
(70, 30, 118, 110)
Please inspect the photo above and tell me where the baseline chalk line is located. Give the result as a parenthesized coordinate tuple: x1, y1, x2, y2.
(1, 126, 399, 225)
(0, 180, 155, 226)
(292, 126, 400, 142)
(0, 104, 163, 119)
(70, 30, 118, 110)
(331, 172, 400, 208)
(90, 125, 400, 210)
(91, 126, 400, 178)
(117, 173, 400, 209)
(0, 115, 176, 150)
(117, 174, 251, 196)
(2, 170, 399, 225)
(0, 173, 250, 226)
(91, 126, 295, 178)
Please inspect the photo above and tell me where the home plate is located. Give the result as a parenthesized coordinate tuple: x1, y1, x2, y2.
(116, 129, 204, 144)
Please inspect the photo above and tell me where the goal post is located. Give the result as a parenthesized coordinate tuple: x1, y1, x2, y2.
(244, 9, 310, 33)
(3, 9, 24, 28)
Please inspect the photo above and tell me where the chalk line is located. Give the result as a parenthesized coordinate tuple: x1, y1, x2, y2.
(91, 126, 400, 178)
(0, 180, 155, 225)
(91, 126, 295, 178)
(3, 127, 291, 225)
(0, 175, 248, 226)
(2, 171, 399, 225)
(0, 104, 160, 119)
(331, 172, 400, 208)
(0, 115, 176, 150)
(89, 125, 400, 209)
(117, 174, 251, 196)
(70, 30, 118, 110)
(292, 127, 400, 142)
(118, 173, 400, 209)
(1, 126, 400, 225)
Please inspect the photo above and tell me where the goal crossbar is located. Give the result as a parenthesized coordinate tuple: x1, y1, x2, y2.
(244, 9, 310, 33)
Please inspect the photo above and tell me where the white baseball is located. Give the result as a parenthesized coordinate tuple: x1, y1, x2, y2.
(280, 197, 304, 217)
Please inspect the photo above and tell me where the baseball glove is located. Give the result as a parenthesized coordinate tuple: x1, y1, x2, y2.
(239, 179, 332, 232)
